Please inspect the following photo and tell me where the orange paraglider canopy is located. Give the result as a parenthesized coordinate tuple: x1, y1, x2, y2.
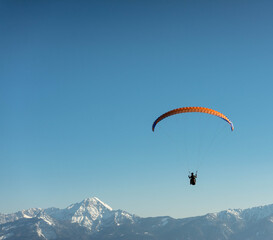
(152, 107, 234, 132)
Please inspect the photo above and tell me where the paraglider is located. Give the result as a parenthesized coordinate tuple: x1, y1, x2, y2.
(188, 172, 197, 185)
(152, 106, 234, 185)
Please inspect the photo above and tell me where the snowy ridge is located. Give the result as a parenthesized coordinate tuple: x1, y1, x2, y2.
(241, 204, 273, 221)
(213, 203, 273, 222)
(0, 208, 42, 225)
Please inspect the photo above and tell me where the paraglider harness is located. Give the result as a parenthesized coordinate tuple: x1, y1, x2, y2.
(188, 171, 197, 185)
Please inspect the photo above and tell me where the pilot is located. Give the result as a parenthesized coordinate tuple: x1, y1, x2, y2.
(188, 172, 197, 185)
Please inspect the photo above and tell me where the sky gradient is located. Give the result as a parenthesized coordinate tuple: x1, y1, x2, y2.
(1, 0, 273, 218)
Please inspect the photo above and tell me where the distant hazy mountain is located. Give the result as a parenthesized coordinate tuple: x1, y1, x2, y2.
(1, 197, 273, 240)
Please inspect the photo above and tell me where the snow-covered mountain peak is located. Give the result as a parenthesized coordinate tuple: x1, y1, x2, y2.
(66, 197, 112, 211)
(55, 197, 115, 231)
(81, 197, 113, 211)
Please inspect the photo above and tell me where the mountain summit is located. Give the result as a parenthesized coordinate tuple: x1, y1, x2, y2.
(58, 197, 114, 229)
(1, 197, 273, 240)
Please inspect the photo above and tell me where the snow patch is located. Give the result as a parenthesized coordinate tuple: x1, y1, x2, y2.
(160, 218, 168, 226)
(22, 213, 32, 219)
(93, 197, 113, 211)
(36, 223, 45, 239)
(0, 233, 14, 240)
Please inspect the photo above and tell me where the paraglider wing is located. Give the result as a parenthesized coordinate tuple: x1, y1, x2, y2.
(152, 107, 234, 131)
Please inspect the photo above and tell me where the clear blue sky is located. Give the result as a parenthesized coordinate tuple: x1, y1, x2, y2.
(1, 0, 273, 218)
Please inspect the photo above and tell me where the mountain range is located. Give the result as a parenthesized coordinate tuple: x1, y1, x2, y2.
(1, 197, 273, 240)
